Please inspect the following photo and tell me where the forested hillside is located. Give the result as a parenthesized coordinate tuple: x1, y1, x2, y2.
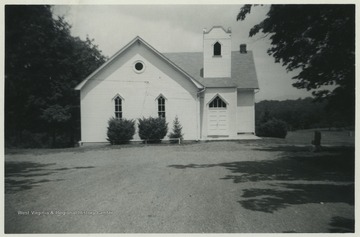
(255, 98, 353, 131)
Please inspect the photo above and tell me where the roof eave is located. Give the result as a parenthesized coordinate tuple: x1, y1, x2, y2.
(237, 87, 260, 90)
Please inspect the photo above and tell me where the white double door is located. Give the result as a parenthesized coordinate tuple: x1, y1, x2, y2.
(207, 108, 228, 136)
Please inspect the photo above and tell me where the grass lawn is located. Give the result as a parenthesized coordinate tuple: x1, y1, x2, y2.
(285, 129, 355, 146)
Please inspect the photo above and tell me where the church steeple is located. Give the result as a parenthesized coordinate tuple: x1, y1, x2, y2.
(203, 26, 232, 78)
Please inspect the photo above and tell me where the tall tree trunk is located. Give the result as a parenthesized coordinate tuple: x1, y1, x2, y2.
(51, 127, 56, 148)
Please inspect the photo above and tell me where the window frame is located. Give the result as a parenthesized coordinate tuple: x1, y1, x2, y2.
(213, 41, 222, 56)
(114, 95, 123, 119)
(157, 95, 166, 118)
(209, 95, 227, 109)
(133, 60, 145, 73)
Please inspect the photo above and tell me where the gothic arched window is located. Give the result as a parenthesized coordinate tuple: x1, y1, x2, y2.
(114, 96, 122, 119)
(214, 42, 221, 56)
(158, 96, 166, 118)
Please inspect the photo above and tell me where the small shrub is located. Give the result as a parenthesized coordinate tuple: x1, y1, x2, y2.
(256, 118, 288, 138)
(169, 116, 183, 143)
(107, 118, 135, 144)
(138, 117, 168, 143)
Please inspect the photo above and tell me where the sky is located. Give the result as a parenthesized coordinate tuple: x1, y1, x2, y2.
(53, 4, 315, 102)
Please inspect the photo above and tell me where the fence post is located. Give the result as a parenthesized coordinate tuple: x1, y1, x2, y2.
(313, 130, 321, 152)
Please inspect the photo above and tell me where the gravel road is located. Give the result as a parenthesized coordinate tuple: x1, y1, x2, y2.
(5, 141, 355, 233)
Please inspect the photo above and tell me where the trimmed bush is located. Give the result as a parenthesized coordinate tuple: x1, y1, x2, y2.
(138, 117, 168, 143)
(256, 118, 288, 138)
(107, 118, 135, 144)
(169, 116, 183, 143)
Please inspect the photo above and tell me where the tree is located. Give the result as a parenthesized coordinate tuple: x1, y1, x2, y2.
(169, 116, 183, 143)
(41, 105, 72, 147)
(5, 5, 107, 147)
(237, 5, 355, 125)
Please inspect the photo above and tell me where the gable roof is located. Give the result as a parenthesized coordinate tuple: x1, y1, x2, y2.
(75, 36, 259, 91)
(75, 36, 204, 90)
(163, 51, 259, 89)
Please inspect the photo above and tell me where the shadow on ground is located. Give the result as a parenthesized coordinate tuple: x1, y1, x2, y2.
(169, 147, 354, 183)
(329, 216, 355, 233)
(5, 161, 95, 194)
(168, 145, 354, 217)
(239, 183, 354, 213)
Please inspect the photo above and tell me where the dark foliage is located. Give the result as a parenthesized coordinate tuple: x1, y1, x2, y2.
(5, 5, 106, 148)
(138, 117, 168, 143)
(168, 116, 183, 143)
(238, 5, 355, 125)
(256, 118, 288, 138)
(255, 98, 352, 131)
(107, 118, 136, 145)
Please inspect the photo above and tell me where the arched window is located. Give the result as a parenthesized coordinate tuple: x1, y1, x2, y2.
(158, 96, 166, 118)
(114, 96, 122, 119)
(209, 96, 226, 108)
(214, 42, 221, 56)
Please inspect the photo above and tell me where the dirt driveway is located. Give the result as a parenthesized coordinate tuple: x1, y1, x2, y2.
(5, 140, 354, 233)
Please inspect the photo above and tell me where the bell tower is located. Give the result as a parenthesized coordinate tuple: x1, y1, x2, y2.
(203, 26, 232, 78)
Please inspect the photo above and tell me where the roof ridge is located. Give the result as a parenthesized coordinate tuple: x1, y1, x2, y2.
(163, 51, 202, 54)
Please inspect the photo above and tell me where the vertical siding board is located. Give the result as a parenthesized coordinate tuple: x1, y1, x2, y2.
(237, 89, 255, 134)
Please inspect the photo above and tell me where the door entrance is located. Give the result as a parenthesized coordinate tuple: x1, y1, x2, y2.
(207, 96, 228, 136)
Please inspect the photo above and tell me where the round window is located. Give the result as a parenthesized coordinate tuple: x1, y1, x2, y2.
(135, 62, 143, 71)
(133, 61, 145, 73)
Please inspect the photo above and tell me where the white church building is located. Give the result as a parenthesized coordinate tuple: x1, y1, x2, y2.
(75, 26, 259, 144)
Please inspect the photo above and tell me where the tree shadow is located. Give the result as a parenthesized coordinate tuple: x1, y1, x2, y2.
(328, 216, 355, 233)
(239, 183, 354, 213)
(5, 178, 64, 194)
(53, 166, 95, 171)
(73, 166, 95, 169)
(168, 145, 354, 214)
(5, 162, 56, 178)
(252, 145, 354, 153)
(5, 161, 95, 194)
(169, 150, 354, 182)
